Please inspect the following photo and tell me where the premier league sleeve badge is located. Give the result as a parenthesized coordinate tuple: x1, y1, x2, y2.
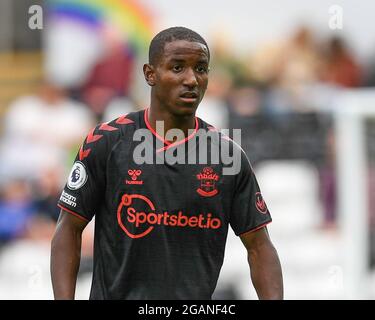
(67, 161, 88, 190)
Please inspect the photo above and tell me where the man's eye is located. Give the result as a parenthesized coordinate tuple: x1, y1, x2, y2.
(196, 66, 208, 73)
(173, 65, 182, 72)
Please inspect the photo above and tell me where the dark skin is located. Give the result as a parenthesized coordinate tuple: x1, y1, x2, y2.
(51, 39, 283, 300)
(51, 212, 88, 299)
(240, 227, 283, 299)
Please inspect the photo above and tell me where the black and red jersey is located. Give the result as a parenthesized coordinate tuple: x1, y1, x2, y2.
(58, 108, 272, 300)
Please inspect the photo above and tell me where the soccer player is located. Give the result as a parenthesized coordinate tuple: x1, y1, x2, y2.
(51, 27, 283, 300)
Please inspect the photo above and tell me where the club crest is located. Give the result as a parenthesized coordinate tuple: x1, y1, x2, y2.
(196, 167, 219, 197)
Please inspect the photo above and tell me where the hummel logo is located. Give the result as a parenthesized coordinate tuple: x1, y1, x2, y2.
(126, 169, 143, 185)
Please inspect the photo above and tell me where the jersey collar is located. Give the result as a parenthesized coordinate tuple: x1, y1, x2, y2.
(144, 108, 199, 152)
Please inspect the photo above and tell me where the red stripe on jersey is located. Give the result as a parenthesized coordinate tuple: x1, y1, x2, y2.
(116, 114, 134, 125)
(86, 128, 103, 144)
(144, 108, 171, 145)
(208, 126, 218, 132)
(145, 108, 199, 151)
(156, 117, 199, 153)
(238, 221, 272, 236)
(79, 146, 91, 161)
(99, 122, 118, 131)
(58, 204, 89, 222)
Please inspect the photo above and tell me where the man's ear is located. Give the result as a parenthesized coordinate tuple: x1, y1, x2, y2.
(143, 63, 156, 86)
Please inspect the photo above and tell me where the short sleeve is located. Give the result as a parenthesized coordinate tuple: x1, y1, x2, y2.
(57, 125, 111, 221)
(230, 150, 272, 236)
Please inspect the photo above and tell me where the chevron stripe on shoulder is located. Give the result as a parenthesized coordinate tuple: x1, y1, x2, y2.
(78, 114, 135, 161)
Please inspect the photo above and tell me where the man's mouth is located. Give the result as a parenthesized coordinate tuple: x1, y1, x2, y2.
(179, 91, 199, 103)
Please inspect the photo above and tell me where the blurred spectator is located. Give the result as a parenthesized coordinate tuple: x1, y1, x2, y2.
(277, 26, 322, 112)
(320, 36, 362, 88)
(0, 180, 35, 248)
(318, 128, 337, 230)
(207, 31, 260, 121)
(227, 86, 262, 117)
(209, 31, 249, 87)
(79, 26, 136, 121)
(33, 166, 65, 223)
(250, 26, 322, 114)
(0, 82, 94, 182)
(250, 37, 284, 86)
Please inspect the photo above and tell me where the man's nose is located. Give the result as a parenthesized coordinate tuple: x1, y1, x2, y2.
(183, 68, 198, 87)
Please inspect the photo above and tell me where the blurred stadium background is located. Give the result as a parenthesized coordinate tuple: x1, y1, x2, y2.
(1, 0, 375, 299)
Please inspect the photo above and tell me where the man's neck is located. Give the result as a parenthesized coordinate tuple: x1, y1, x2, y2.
(147, 106, 196, 142)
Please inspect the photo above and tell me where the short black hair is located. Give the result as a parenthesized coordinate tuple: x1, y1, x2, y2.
(149, 26, 210, 65)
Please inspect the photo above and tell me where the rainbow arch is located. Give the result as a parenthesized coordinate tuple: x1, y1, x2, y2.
(47, 0, 154, 53)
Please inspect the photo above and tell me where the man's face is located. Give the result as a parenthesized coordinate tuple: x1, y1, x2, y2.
(145, 40, 209, 116)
